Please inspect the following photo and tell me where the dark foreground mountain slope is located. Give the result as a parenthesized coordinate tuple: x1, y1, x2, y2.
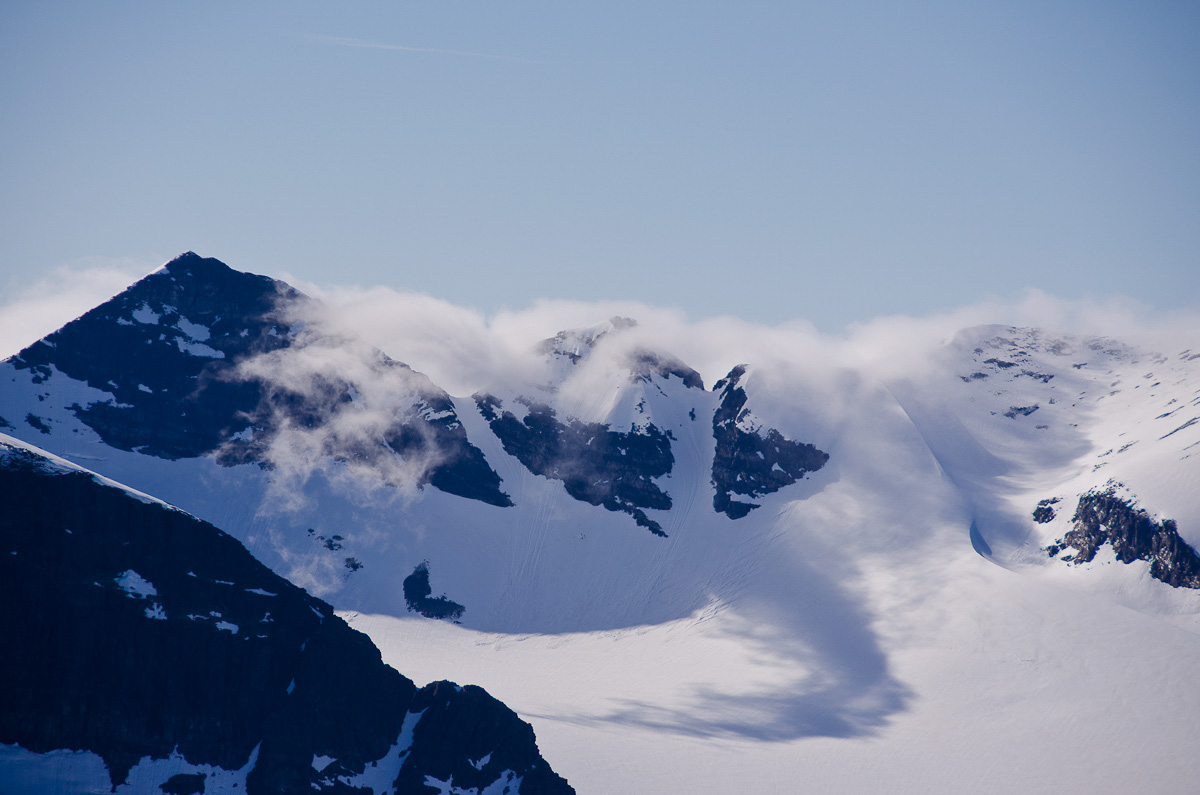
(0, 437, 571, 794)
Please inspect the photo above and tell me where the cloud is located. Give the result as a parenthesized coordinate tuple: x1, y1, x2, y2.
(0, 258, 158, 360)
(300, 33, 541, 64)
(272, 276, 1200, 406)
(225, 301, 455, 511)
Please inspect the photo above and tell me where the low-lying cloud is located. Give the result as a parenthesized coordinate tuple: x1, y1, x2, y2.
(280, 275, 1199, 402)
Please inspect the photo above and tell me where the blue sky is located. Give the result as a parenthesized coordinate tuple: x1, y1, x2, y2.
(2, 1, 1197, 331)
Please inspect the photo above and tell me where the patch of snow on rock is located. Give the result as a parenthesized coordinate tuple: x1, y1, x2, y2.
(115, 570, 157, 599)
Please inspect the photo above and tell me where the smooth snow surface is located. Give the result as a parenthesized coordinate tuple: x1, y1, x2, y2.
(346, 557, 1200, 792)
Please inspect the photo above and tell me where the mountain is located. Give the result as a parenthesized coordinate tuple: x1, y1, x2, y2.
(0, 255, 833, 631)
(0, 434, 571, 794)
(3, 253, 1200, 792)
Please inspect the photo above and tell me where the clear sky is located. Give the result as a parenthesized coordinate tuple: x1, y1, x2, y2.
(2, 1, 1198, 332)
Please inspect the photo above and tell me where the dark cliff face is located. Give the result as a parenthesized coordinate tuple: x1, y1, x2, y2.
(1046, 488, 1200, 589)
(0, 442, 572, 794)
(476, 394, 674, 536)
(711, 365, 829, 519)
(6, 252, 511, 507)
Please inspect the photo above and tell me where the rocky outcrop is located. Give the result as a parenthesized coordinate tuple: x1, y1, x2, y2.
(711, 365, 828, 519)
(404, 562, 466, 621)
(1046, 488, 1200, 589)
(1032, 497, 1059, 523)
(476, 394, 674, 536)
(0, 440, 571, 793)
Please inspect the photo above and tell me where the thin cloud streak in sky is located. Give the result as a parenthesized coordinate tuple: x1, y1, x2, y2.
(302, 33, 541, 64)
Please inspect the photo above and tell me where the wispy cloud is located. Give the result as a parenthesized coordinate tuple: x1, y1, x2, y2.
(301, 33, 540, 64)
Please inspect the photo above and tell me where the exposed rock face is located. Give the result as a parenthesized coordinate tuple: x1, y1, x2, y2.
(0, 440, 572, 794)
(711, 365, 829, 519)
(5, 252, 511, 507)
(476, 394, 674, 536)
(1046, 488, 1200, 589)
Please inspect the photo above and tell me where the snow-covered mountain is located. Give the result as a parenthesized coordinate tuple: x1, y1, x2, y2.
(4, 253, 1200, 792)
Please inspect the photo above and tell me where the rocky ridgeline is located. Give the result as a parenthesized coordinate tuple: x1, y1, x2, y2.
(6, 252, 511, 507)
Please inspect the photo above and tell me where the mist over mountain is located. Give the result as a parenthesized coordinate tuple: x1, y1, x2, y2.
(3, 253, 1200, 793)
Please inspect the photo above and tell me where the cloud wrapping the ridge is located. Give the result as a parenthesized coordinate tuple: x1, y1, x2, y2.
(281, 279, 1200, 404)
(218, 279, 1196, 519)
(227, 307, 455, 512)
(4, 264, 1196, 510)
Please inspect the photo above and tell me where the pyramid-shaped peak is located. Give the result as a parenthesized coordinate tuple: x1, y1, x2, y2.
(156, 251, 236, 280)
(146, 252, 291, 301)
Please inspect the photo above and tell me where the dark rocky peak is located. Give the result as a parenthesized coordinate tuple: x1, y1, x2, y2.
(155, 250, 299, 307)
(711, 364, 829, 519)
(0, 437, 572, 793)
(7, 253, 306, 459)
(11, 252, 300, 381)
(1045, 485, 1200, 589)
(4, 253, 512, 507)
